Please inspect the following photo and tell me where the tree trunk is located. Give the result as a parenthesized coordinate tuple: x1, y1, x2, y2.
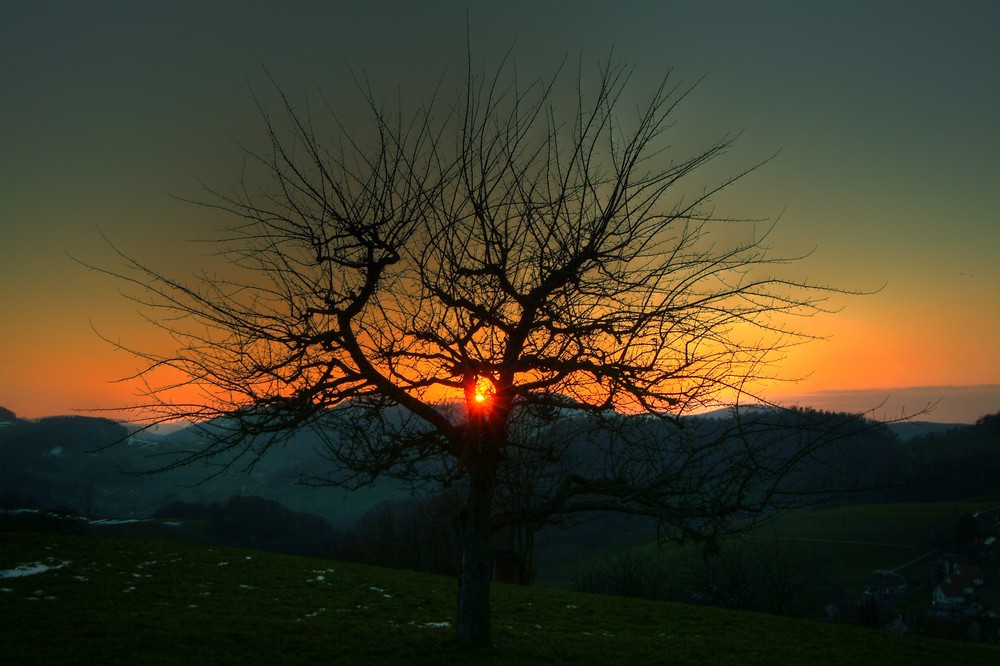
(457, 456, 496, 644)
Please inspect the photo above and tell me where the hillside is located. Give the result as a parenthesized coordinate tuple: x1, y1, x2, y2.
(2, 403, 954, 523)
(1, 531, 995, 665)
(0, 410, 406, 526)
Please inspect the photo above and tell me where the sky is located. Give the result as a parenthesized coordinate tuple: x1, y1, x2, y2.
(2, 1, 998, 423)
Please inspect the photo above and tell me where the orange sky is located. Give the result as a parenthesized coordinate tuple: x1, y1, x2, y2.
(2, 2, 998, 423)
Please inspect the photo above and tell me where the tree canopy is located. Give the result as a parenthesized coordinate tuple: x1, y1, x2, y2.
(96, 53, 854, 644)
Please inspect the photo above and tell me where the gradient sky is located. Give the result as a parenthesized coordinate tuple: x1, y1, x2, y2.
(2, 1, 998, 422)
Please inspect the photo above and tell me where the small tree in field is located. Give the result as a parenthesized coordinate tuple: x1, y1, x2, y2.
(98, 52, 853, 644)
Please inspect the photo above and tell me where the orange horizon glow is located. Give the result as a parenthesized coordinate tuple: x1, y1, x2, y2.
(3, 357, 998, 425)
(3, 319, 998, 423)
(2, 272, 998, 424)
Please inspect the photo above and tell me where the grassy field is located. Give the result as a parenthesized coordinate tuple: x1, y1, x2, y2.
(535, 500, 1000, 593)
(2, 531, 997, 665)
(764, 500, 994, 546)
(742, 500, 995, 593)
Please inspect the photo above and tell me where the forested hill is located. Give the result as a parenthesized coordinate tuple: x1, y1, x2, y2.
(0, 407, 403, 526)
(1, 405, 998, 525)
(891, 412, 1000, 501)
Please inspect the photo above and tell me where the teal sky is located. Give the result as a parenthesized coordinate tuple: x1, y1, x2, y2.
(2, 1, 998, 421)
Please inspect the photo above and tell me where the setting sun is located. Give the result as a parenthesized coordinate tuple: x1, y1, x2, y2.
(468, 375, 494, 409)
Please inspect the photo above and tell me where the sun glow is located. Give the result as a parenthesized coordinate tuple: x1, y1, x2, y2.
(468, 375, 494, 411)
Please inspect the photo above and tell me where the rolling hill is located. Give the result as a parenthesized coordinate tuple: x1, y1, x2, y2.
(1, 530, 995, 665)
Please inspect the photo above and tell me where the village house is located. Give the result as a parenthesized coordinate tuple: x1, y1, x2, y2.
(932, 581, 966, 610)
(969, 536, 999, 563)
(978, 590, 1000, 614)
(940, 553, 969, 577)
(865, 570, 908, 600)
(952, 565, 985, 593)
(931, 560, 990, 617)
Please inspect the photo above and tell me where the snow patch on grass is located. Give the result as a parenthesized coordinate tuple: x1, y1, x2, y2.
(418, 621, 451, 629)
(300, 608, 327, 620)
(0, 560, 69, 578)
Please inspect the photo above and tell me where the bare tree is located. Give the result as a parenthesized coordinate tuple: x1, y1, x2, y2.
(687, 535, 818, 615)
(94, 52, 855, 644)
(574, 546, 681, 602)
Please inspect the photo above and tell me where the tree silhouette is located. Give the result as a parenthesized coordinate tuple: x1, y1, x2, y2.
(97, 53, 855, 644)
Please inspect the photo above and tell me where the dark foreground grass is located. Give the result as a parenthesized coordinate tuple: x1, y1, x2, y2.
(1, 531, 994, 665)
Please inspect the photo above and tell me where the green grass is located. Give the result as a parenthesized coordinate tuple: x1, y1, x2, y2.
(765, 501, 992, 546)
(2, 531, 996, 665)
(538, 500, 1000, 594)
(743, 502, 988, 591)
